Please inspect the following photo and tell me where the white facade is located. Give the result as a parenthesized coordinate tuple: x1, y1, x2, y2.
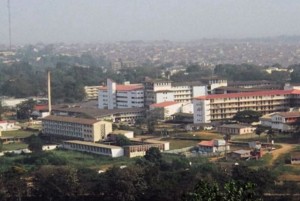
(193, 100, 211, 123)
(63, 140, 124, 158)
(109, 130, 134, 139)
(144, 78, 207, 106)
(193, 90, 300, 124)
(209, 80, 228, 94)
(181, 103, 194, 113)
(155, 91, 175, 103)
(0, 121, 16, 131)
(271, 113, 300, 132)
(150, 101, 182, 119)
(98, 79, 144, 109)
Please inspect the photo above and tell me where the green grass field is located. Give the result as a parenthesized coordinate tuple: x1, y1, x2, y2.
(2, 142, 28, 151)
(165, 139, 198, 150)
(1, 130, 37, 138)
(42, 149, 136, 170)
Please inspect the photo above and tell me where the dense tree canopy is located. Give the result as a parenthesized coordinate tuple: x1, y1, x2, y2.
(115, 134, 132, 146)
(16, 99, 37, 120)
(233, 110, 262, 124)
(214, 63, 290, 83)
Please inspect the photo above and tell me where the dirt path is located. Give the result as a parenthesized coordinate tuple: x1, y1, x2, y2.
(268, 143, 294, 165)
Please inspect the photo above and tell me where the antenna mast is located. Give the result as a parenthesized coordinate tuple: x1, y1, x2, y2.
(7, 0, 12, 50)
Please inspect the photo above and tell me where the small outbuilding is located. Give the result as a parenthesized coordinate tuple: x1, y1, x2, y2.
(229, 149, 251, 160)
(217, 124, 255, 135)
(291, 152, 300, 164)
(198, 139, 229, 153)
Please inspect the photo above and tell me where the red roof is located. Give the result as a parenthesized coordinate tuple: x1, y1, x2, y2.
(198, 140, 214, 147)
(34, 104, 48, 111)
(0, 120, 15, 124)
(195, 90, 300, 100)
(275, 112, 300, 118)
(150, 101, 179, 108)
(99, 84, 144, 91)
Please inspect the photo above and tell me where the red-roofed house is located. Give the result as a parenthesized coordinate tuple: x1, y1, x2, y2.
(0, 120, 17, 132)
(193, 89, 300, 123)
(98, 79, 144, 109)
(198, 139, 229, 153)
(149, 101, 182, 120)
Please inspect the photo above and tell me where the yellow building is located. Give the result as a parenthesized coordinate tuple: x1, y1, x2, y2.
(42, 115, 112, 142)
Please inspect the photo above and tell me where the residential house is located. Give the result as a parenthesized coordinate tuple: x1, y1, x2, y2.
(217, 124, 255, 135)
(198, 139, 229, 153)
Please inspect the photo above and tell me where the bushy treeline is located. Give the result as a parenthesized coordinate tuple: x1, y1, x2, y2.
(1, 147, 297, 201)
(214, 63, 291, 83)
(0, 60, 165, 103)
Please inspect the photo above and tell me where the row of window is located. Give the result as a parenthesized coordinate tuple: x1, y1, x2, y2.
(66, 143, 112, 154)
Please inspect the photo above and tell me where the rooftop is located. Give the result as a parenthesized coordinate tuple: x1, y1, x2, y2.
(274, 112, 300, 118)
(99, 84, 144, 91)
(172, 81, 204, 87)
(150, 101, 179, 108)
(195, 90, 300, 100)
(42, 115, 100, 125)
(52, 105, 146, 119)
(64, 140, 122, 149)
(110, 130, 133, 135)
(198, 140, 214, 147)
(172, 112, 194, 117)
(233, 149, 251, 155)
(218, 124, 252, 129)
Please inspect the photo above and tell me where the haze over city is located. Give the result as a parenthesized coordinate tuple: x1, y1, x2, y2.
(1, 0, 300, 44)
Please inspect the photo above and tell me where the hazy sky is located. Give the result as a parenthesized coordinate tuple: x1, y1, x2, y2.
(0, 0, 300, 44)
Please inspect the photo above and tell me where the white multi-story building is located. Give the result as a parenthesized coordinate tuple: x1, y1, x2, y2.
(98, 79, 144, 109)
(193, 89, 300, 123)
(42, 115, 112, 142)
(144, 78, 208, 107)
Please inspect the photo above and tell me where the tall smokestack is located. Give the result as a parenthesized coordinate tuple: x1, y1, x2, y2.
(47, 71, 52, 113)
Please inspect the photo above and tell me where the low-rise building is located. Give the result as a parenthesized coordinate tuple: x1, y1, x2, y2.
(108, 130, 134, 140)
(260, 113, 273, 127)
(149, 101, 182, 120)
(124, 138, 170, 158)
(0, 120, 17, 132)
(63, 140, 124, 158)
(42, 115, 112, 142)
(291, 152, 300, 165)
(271, 112, 300, 132)
(198, 139, 229, 153)
(62, 138, 169, 158)
(260, 111, 300, 132)
(217, 124, 255, 135)
(229, 150, 251, 160)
